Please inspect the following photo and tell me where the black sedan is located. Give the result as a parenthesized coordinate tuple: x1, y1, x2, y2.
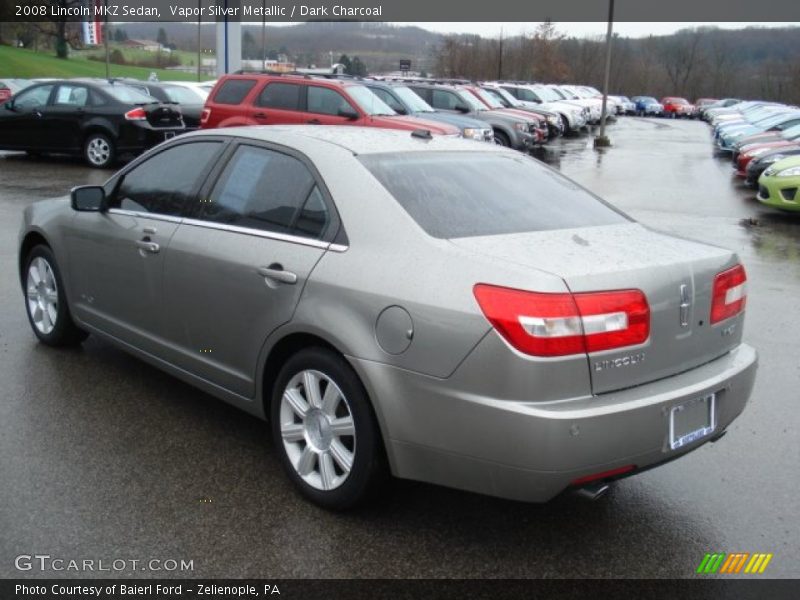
(0, 79, 185, 168)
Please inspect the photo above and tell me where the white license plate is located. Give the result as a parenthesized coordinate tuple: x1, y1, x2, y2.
(669, 394, 716, 450)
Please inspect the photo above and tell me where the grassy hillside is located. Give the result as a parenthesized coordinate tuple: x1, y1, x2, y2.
(0, 46, 198, 81)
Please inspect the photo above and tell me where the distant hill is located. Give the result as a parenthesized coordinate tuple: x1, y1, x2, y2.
(115, 22, 442, 73)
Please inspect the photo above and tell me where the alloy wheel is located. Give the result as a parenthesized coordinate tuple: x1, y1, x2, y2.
(26, 257, 58, 335)
(279, 369, 356, 491)
(87, 137, 111, 166)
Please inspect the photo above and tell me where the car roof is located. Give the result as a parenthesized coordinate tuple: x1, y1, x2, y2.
(189, 125, 508, 156)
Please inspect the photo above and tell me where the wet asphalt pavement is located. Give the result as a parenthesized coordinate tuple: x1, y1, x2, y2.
(1, 117, 799, 579)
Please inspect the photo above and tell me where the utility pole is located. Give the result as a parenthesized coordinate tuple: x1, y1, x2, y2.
(261, 0, 266, 70)
(595, 0, 614, 148)
(498, 26, 504, 80)
(103, 1, 110, 80)
(197, 1, 202, 81)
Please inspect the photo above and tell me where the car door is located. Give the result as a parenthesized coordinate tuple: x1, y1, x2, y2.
(65, 140, 226, 357)
(41, 83, 91, 151)
(250, 81, 305, 125)
(0, 83, 53, 149)
(161, 142, 339, 398)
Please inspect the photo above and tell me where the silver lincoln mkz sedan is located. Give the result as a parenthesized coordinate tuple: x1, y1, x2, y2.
(19, 126, 758, 509)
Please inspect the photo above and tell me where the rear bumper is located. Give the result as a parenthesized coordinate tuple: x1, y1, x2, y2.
(353, 343, 757, 503)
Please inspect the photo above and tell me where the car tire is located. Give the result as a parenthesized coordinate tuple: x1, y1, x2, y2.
(83, 132, 116, 169)
(270, 347, 387, 510)
(23, 245, 89, 347)
(494, 130, 511, 147)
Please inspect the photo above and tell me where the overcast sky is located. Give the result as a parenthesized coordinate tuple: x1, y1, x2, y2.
(397, 22, 798, 38)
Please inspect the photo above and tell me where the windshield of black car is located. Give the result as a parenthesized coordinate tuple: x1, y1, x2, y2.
(393, 86, 434, 112)
(103, 85, 158, 104)
(348, 85, 396, 116)
(360, 152, 629, 239)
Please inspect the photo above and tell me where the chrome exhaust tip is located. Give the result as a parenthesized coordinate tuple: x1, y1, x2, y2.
(574, 482, 610, 501)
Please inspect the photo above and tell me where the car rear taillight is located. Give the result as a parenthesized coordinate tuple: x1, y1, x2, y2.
(710, 264, 747, 324)
(200, 108, 211, 125)
(124, 107, 147, 121)
(473, 284, 650, 357)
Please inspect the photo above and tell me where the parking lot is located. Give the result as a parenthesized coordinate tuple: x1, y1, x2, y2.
(1, 116, 798, 579)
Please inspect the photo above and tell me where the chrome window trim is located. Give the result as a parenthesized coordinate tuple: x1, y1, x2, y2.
(107, 208, 184, 224)
(180, 217, 348, 252)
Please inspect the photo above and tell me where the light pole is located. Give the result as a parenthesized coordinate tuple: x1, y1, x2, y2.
(594, 0, 615, 148)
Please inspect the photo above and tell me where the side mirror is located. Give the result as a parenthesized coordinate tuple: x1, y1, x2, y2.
(454, 104, 470, 113)
(71, 185, 106, 212)
(338, 107, 359, 120)
(4, 101, 14, 111)
(394, 106, 408, 115)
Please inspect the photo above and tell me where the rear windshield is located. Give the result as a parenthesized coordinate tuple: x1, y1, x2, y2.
(103, 85, 157, 104)
(359, 152, 629, 239)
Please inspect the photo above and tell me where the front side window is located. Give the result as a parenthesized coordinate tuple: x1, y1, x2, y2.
(257, 82, 301, 110)
(431, 90, 461, 111)
(111, 142, 222, 216)
(360, 152, 628, 239)
(14, 85, 53, 109)
(199, 145, 329, 239)
(369, 88, 404, 113)
(307, 86, 355, 116)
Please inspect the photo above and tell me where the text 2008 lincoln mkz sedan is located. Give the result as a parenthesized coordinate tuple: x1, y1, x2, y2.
(19, 126, 757, 509)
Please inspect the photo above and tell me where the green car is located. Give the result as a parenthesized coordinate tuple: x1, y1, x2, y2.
(757, 155, 800, 211)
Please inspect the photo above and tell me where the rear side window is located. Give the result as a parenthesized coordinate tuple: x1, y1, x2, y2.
(200, 145, 329, 239)
(257, 82, 301, 110)
(359, 152, 629, 239)
(213, 79, 257, 105)
(111, 142, 222, 216)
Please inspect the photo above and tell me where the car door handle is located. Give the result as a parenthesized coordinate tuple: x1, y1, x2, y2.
(257, 265, 297, 285)
(253, 112, 267, 119)
(135, 240, 160, 254)
(307, 119, 321, 125)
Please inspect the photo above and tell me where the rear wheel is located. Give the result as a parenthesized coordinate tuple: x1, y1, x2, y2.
(83, 132, 116, 168)
(23, 245, 88, 347)
(270, 347, 387, 510)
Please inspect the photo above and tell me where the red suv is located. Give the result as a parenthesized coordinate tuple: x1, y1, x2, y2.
(201, 74, 460, 136)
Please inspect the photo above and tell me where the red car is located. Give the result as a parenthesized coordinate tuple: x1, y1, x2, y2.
(201, 73, 459, 136)
(661, 97, 696, 119)
(461, 85, 548, 143)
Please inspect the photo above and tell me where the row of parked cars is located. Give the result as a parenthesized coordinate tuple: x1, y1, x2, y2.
(0, 74, 624, 168)
(703, 98, 800, 213)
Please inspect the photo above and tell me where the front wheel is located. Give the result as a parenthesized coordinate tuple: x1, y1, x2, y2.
(23, 245, 89, 347)
(493, 130, 511, 147)
(83, 132, 116, 168)
(270, 347, 387, 509)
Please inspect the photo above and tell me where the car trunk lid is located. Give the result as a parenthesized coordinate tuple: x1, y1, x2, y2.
(452, 223, 745, 394)
(142, 103, 184, 128)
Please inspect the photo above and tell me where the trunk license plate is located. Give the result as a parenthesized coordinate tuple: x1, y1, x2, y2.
(670, 394, 716, 450)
